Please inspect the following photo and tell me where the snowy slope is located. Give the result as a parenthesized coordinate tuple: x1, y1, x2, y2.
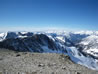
(66, 47, 98, 70)
(0, 32, 7, 41)
(79, 35, 98, 58)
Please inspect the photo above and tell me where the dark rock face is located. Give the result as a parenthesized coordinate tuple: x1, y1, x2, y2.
(0, 34, 66, 53)
(6, 32, 18, 39)
(68, 33, 89, 43)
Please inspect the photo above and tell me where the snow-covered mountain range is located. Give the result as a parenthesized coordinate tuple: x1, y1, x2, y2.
(0, 31, 98, 70)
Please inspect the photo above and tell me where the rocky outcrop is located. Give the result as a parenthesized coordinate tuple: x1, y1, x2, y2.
(0, 49, 97, 74)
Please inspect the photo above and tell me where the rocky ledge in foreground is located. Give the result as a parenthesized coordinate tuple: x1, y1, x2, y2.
(0, 49, 97, 74)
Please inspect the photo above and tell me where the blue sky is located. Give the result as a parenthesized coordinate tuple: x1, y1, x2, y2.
(0, 0, 98, 31)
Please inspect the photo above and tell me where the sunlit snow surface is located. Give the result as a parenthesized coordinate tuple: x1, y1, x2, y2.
(80, 35, 98, 58)
(0, 32, 7, 41)
(66, 47, 98, 70)
(80, 35, 98, 45)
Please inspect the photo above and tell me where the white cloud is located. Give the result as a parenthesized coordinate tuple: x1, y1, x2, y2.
(0, 26, 72, 32)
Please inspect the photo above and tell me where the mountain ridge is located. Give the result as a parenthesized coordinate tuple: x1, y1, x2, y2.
(0, 31, 98, 70)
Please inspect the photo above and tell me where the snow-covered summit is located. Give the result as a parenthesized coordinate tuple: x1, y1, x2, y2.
(0, 31, 34, 41)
